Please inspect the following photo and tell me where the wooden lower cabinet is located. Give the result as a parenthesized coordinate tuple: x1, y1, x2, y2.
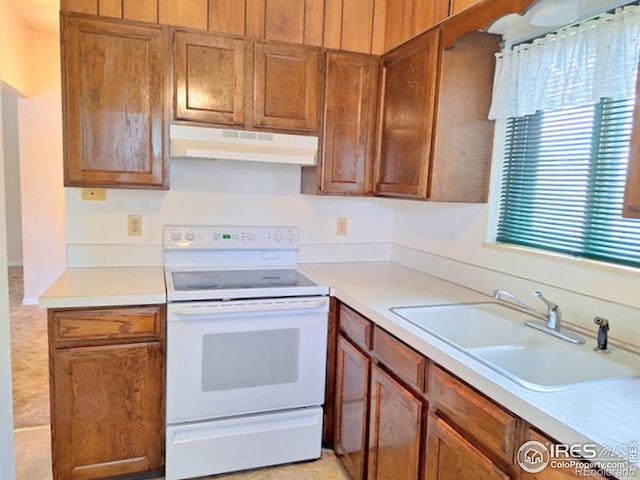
(368, 365, 423, 480)
(424, 413, 512, 480)
(49, 306, 165, 480)
(332, 301, 611, 480)
(335, 336, 371, 480)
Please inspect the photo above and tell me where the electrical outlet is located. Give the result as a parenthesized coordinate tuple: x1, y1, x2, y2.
(128, 215, 142, 237)
(81, 188, 106, 201)
(336, 217, 348, 236)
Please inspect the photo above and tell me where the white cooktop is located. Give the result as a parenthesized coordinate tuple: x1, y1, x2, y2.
(163, 226, 329, 302)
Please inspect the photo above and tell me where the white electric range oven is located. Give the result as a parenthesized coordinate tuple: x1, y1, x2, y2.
(163, 226, 329, 480)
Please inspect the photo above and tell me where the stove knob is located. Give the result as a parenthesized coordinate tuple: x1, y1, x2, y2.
(170, 232, 182, 242)
(287, 230, 295, 242)
(247, 232, 256, 241)
(275, 231, 284, 242)
(185, 233, 196, 241)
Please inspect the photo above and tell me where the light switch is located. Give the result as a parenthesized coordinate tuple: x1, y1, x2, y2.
(128, 215, 142, 236)
(336, 217, 348, 236)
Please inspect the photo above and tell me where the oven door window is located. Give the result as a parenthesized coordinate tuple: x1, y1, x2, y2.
(201, 329, 300, 392)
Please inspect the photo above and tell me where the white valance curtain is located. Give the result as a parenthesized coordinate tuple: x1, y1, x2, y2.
(488, 5, 640, 120)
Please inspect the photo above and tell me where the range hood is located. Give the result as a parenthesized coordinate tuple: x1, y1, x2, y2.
(170, 125, 318, 166)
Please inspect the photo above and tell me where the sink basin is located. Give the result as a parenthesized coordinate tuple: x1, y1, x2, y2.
(392, 302, 541, 349)
(391, 302, 640, 392)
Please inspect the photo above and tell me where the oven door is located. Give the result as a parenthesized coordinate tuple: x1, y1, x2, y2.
(167, 296, 329, 424)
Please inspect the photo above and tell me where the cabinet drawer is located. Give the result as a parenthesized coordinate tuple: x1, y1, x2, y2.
(52, 306, 163, 346)
(339, 304, 373, 352)
(373, 327, 427, 392)
(430, 366, 517, 463)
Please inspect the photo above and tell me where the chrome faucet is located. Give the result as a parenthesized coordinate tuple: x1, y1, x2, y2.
(532, 291, 560, 330)
(493, 289, 585, 344)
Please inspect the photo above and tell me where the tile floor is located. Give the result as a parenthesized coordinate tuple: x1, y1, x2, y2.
(9, 267, 347, 480)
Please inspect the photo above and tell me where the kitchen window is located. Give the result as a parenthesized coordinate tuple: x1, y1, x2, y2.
(489, 5, 640, 268)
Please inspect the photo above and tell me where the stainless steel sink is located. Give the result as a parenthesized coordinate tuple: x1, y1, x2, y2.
(391, 302, 640, 392)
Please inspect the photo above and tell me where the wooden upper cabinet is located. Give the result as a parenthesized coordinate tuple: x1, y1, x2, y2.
(375, 28, 440, 198)
(429, 30, 500, 202)
(174, 31, 246, 126)
(335, 336, 371, 480)
(425, 413, 512, 480)
(252, 41, 320, 133)
(319, 51, 378, 194)
(52, 342, 163, 480)
(62, 15, 169, 189)
(368, 364, 423, 480)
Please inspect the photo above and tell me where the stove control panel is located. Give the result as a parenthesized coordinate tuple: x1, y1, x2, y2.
(164, 226, 299, 249)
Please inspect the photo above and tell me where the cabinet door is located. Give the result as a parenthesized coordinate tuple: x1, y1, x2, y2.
(335, 336, 371, 480)
(375, 29, 440, 198)
(62, 16, 169, 189)
(52, 342, 164, 480)
(321, 52, 378, 194)
(252, 41, 320, 132)
(425, 414, 511, 480)
(175, 31, 246, 126)
(368, 365, 423, 480)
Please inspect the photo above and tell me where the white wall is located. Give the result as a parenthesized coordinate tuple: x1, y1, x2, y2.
(16, 28, 66, 303)
(66, 159, 394, 267)
(0, 64, 16, 480)
(2, 85, 23, 266)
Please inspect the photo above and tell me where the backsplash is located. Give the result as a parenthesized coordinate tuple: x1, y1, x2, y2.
(66, 159, 394, 267)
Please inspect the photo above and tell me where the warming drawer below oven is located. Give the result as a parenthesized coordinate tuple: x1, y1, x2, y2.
(165, 407, 323, 480)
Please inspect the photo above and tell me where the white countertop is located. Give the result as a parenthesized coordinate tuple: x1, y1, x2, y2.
(39, 267, 166, 308)
(300, 262, 640, 477)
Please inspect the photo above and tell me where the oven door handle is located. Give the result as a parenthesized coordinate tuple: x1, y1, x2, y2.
(169, 298, 328, 317)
